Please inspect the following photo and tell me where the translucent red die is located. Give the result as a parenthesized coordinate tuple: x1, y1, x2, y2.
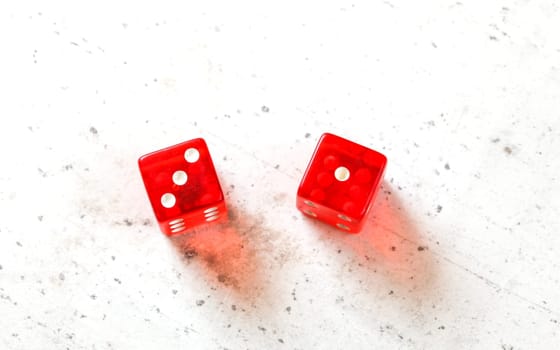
(297, 133, 387, 233)
(138, 138, 226, 235)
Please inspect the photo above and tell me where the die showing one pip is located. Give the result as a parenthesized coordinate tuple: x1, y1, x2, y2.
(138, 138, 226, 235)
(296, 133, 387, 233)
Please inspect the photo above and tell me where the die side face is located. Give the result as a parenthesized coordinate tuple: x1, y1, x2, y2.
(297, 133, 387, 233)
(138, 138, 225, 235)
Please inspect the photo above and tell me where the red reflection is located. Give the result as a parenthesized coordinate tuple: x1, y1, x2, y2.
(318, 181, 438, 289)
(168, 207, 265, 298)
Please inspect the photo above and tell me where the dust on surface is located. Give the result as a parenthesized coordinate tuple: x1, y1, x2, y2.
(170, 206, 299, 299)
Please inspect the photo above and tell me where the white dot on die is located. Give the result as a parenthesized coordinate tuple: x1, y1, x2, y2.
(337, 223, 351, 231)
(304, 200, 316, 207)
(204, 207, 219, 214)
(184, 148, 200, 163)
(338, 214, 352, 222)
(172, 170, 188, 185)
(206, 214, 220, 222)
(303, 209, 317, 217)
(160, 193, 176, 208)
(334, 166, 350, 182)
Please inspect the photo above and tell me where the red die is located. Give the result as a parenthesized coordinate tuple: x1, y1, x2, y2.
(138, 138, 226, 235)
(297, 133, 387, 233)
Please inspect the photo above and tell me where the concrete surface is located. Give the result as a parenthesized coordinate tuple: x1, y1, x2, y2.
(1, 1, 560, 349)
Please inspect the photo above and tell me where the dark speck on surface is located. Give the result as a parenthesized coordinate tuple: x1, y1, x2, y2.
(217, 274, 228, 283)
(274, 164, 280, 169)
(258, 326, 266, 332)
(38, 168, 47, 177)
(437, 205, 442, 213)
(489, 35, 498, 41)
(504, 146, 513, 155)
(196, 300, 205, 306)
(172, 289, 178, 295)
(16, 241, 22, 247)
(114, 278, 122, 284)
(285, 306, 291, 313)
(123, 218, 133, 226)
(0, 265, 3, 270)
(231, 304, 237, 311)
(417, 246, 427, 251)
(305, 132, 311, 138)
(204, 253, 218, 267)
(491, 137, 500, 143)
(261, 106, 270, 113)
(38, 216, 43, 221)
(89, 126, 98, 135)
(438, 325, 445, 330)
(59, 273, 65, 281)
(184, 249, 198, 260)
(391, 246, 396, 251)
(278, 339, 284, 344)
(444, 163, 450, 170)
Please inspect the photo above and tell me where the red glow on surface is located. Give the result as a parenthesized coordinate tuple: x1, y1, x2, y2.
(168, 207, 270, 299)
(319, 182, 439, 289)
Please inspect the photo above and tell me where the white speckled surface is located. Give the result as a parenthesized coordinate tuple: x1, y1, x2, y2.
(1, 1, 560, 349)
